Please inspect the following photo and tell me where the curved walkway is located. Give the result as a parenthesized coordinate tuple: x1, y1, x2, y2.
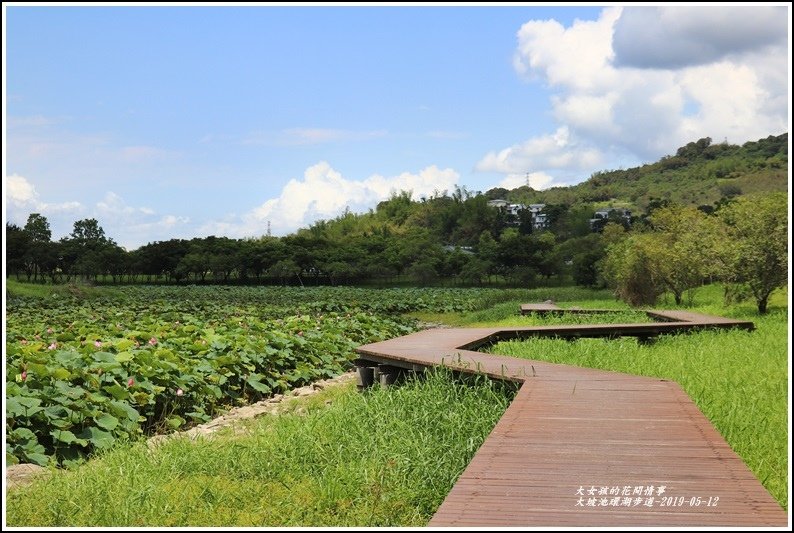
(356, 308, 787, 527)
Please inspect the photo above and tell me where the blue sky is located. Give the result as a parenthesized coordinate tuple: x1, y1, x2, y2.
(4, 4, 790, 250)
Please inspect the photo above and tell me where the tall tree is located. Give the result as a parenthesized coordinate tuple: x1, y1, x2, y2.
(718, 193, 788, 313)
(601, 234, 666, 306)
(62, 218, 112, 280)
(646, 206, 725, 305)
(69, 218, 107, 246)
(24, 213, 51, 242)
(23, 214, 53, 282)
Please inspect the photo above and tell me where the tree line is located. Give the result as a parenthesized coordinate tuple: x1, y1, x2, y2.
(5, 190, 787, 313)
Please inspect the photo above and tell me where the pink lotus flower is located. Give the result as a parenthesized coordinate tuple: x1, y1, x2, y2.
(48, 342, 57, 350)
(47, 328, 54, 334)
(21, 370, 27, 381)
(148, 337, 158, 346)
(20, 339, 28, 345)
(297, 331, 304, 336)
(176, 388, 184, 397)
(35, 335, 41, 340)
(94, 340, 102, 348)
(127, 378, 134, 387)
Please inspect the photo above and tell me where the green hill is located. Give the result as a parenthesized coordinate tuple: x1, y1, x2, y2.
(490, 133, 787, 212)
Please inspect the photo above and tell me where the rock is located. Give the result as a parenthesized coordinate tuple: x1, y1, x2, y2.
(6, 463, 49, 490)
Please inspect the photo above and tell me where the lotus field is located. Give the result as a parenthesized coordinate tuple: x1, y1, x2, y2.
(6, 286, 505, 468)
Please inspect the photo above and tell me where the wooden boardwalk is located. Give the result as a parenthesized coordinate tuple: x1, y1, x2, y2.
(356, 307, 787, 527)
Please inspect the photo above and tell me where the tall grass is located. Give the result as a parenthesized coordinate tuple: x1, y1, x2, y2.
(6, 278, 122, 300)
(6, 370, 515, 527)
(486, 293, 788, 509)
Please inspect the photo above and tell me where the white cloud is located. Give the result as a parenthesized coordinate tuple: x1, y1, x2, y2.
(7, 174, 39, 206)
(513, 8, 621, 92)
(498, 172, 554, 191)
(200, 161, 460, 237)
(476, 126, 603, 175)
(484, 6, 789, 187)
(5, 173, 83, 213)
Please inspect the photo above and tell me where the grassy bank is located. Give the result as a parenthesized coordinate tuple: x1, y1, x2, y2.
(5, 278, 123, 300)
(6, 370, 515, 526)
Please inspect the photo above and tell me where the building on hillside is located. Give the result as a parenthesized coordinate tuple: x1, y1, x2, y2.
(589, 208, 632, 230)
(487, 200, 549, 230)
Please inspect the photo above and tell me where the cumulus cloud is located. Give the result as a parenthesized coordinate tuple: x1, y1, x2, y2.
(5, 174, 82, 213)
(200, 161, 460, 237)
(484, 6, 788, 189)
(476, 126, 603, 176)
(613, 6, 788, 69)
(513, 8, 621, 91)
(7, 174, 39, 206)
(5, 174, 83, 241)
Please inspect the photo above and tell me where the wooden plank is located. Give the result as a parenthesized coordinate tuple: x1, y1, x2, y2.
(520, 303, 561, 315)
(355, 307, 786, 526)
(520, 303, 623, 316)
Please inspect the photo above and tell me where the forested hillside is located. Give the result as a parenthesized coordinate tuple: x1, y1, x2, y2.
(489, 133, 787, 209)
